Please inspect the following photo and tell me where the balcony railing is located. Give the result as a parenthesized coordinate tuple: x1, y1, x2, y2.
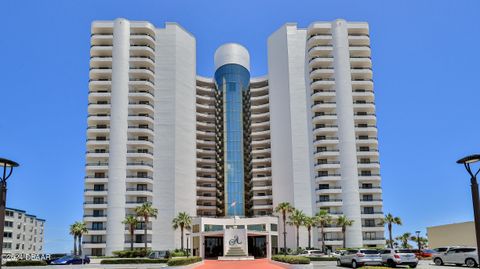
(85, 162, 109, 166)
(126, 188, 153, 192)
(316, 199, 342, 203)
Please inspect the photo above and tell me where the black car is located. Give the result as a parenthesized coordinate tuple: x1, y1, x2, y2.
(45, 253, 68, 265)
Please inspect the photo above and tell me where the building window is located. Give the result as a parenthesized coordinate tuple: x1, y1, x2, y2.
(94, 172, 105, 178)
(135, 234, 144, 243)
(137, 184, 148, 191)
(360, 171, 372, 176)
(93, 184, 105, 191)
(5, 221, 13, 227)
(362, 195, 373, 201)
(364, 219, 375, 227)
(3, 232, 12, 238)
(363, 207, 374, 214)
(93, 197, 104, 204)
(93, 210, 104, 217)
(92, 222, 103, 230)
(204, 225, 223, 232)
(5, 211, 13, 217)
(319, 195, 329, 202)
(270, 224, 278, 231)
(91, 248, 103, 256)
(91, 235, 103, 243)
(136, 197, 147, 203)
(247, 224, 266, 231)
(318, 184, 329, 190)
(3, 243, 11, 249)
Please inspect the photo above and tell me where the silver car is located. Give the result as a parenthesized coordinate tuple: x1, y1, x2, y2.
(433, 247, 478, 268)
(380, 248, 418, 268)
(337, 249, 382, 268)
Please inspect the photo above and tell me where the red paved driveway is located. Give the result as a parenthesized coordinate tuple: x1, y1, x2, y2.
(195, 259, 283, 269)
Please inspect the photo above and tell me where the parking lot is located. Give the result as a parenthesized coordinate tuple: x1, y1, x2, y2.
(312, 260, 462, 269)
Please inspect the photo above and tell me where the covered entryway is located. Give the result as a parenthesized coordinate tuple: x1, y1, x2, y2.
(204, 236, 223, 259)
(248, 235, 267, 258)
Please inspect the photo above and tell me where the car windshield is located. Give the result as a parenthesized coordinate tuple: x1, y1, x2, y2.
(434, 248, 447, 252)
(360, 250, 379, 254)
(396, 250, 414, 253)
(59, 256, 73, 260)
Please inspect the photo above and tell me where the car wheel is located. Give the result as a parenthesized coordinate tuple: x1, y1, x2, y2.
(337, 259, 342, 266)
(352, 260, 357, 268)
(388, 260, 396, 268)
(410, 264, 417, 268)
(434, 258, 444, 266)
(466, 258, 477, 268)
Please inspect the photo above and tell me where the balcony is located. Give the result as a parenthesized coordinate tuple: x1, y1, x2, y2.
(126, 175, 153, 184)
(316, 187, 342, 194)
(314, 161, 340, 170)
(316, 199, 342, 207)
(313, 149, 340, 158)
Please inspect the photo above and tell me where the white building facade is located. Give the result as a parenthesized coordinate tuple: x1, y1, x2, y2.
(83, 18, 384, 257)
(3, 208, 45, 257)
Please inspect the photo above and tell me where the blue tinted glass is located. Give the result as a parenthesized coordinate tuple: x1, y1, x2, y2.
(214, 64, 250, 216)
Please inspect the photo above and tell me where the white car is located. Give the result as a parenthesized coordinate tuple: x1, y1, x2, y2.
(433, 247, 478, 268)
(380, 249, 418, 268)
(337, 249, 382, 268)
(299, 249, 324, 257)
(332, 250, 346, 258)
(432, 246, 462, 254)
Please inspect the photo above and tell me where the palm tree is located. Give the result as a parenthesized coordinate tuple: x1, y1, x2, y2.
(410, 235, 428, 250)
(123, 215, 139, 251)
(172, 212, 193, 251)
(315, 210, 332, 253)
(303, 216, 316, 249)
(380, 213, 402, 248)
(75, 222, 88, 256)
(287, 209, 306, 250)
(337, 215, 354, 248)
(396, 232, 412, 249)
(135, 202, 158, 252)
(69, 223, 78, 255)
(275, 202, 294, 255)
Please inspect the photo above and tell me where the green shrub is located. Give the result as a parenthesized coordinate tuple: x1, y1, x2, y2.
(5, 260, 47, 266)
(272, 255, 310, 264)
(167, 256, 202, 266)
(101, 258, 167, 264)
(170, 250, 187, 257)
(112, 249, 149, 258)
(309, 256, 338, 261)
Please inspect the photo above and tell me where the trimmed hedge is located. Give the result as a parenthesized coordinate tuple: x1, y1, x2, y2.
(272, 255, 310, 264)
(308, 256, 337, 261)
(167, 257, 202, 266)
(5, 260, 47, 267)
(170, 251, 187, 257)
(112, 249, 149, 258)
(101, 258, 167, 264)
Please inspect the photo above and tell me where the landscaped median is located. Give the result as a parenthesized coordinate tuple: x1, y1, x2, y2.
(271, 255, 313, 269)
(5, 260, 47, 267)
(99, 256, 203, 268)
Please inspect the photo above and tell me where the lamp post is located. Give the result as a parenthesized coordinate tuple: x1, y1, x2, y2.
(0, 158, 19, 268)
(415, 230, 421, 251)
(457, 154, 480, 268)
(186, 232, 190, 257)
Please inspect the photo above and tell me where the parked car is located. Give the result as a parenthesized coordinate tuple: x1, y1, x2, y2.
(337, 249, 382, 268)
(412, 249, 434, 258)
(45, 253, 68, 265)
(433, 247, 478, 268)
(380, 249, 418, 268)
(299, 249, 324, 257)
(51, 255, 89, 265)
(332, 250, 347, 258)
(148, 250, 170, 259)
(432, 246, 462, 254)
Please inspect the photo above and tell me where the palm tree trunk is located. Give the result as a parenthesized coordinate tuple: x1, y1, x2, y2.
(78, 235, 82, 256)
(130, 227, 134, 251)
(342, 227, 346, 249)
(321, 225, 325, 253)
(73, 235, 77, 255)
(308, 227, 311, 249)
(144, 216, 148, 252)
(388, 223, 393, 248)
(283, 212, 287, 256)
(296, 225, 299, 250)
(181, 225, 184, 251)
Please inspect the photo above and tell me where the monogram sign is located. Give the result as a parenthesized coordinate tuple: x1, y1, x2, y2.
(228, 235, 242, 246)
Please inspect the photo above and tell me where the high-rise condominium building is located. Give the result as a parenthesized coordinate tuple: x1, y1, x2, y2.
(83, 18, 384, 257)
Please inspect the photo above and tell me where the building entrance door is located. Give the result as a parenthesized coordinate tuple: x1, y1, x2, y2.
(204, 236, 223, 259)
(248, 236, 267, 258)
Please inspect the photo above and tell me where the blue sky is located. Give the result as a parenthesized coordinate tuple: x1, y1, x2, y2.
(1, 0, 479, 253)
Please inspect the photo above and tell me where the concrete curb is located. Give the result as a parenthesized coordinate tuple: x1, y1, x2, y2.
(270, 260, 313, 269)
